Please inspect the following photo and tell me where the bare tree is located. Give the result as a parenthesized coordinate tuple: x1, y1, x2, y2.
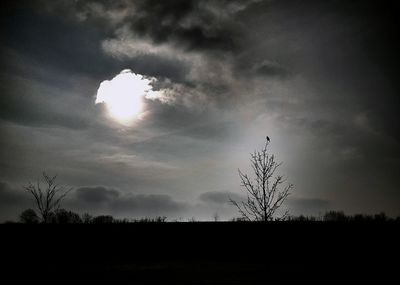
(230, 140, 293, 221)
(19, 209, 40, 224)
(24, 172, 72, 223)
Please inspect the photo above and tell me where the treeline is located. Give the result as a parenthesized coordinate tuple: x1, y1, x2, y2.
(18, 208, 167, 224)
(14, 208, 400, 224)
(288, 211, 400, 222)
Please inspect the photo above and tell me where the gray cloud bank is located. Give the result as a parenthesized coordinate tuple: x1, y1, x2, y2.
(70, 186, 188, 218)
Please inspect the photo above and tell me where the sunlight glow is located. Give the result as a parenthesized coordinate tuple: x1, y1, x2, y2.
(95, 69, 155, 125)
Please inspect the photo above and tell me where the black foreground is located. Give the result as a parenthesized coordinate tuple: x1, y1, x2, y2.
(1, 222, 398, 284)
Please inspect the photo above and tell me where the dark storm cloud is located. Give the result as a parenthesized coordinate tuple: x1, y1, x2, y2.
(63, 0, 274, 95)
(70, 0, 252, 52)
(125, 0, 239, 52)
(75, 186, 120, 204)
(0, 2, 117, 79)
(71, 186, 187, 217)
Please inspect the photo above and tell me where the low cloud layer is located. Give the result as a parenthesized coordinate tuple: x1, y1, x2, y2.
(69, 186, 188, 218)
(199, 191, 244, 205)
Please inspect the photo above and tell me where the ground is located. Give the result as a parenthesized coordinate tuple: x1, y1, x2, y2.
(1, 222, 398, 284)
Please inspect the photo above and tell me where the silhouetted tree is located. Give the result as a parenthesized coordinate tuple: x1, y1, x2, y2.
(323, 211, 347, 221)
(82, 213, 93, 223)
(49, 209, 82, 224)
(230, 140, 293, 221)
(288, 215, 318, 222)
(24, 172, 72, 223)
(92, 215, 114, 224)
(129, 216, 167, 223)
(230, 217, 247, 222)
(353, 214, 373, 222)
(374, 212, 387, 222)
(19, 208, 39, 224)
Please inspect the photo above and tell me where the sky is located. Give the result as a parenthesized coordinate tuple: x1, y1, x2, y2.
(1, 0, 399, 221)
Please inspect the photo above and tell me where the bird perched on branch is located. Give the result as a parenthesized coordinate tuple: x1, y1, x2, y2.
(266, 136, 270, 142)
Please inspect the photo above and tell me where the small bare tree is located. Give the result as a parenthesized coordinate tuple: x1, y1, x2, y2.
(230, 140, 293, 221)
(24, 172, 72, 223)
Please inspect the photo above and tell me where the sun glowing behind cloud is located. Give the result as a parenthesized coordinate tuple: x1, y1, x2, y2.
(95, 69, 158, 125)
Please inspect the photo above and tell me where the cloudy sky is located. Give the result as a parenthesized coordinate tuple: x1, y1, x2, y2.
(1, 0, 399, 221)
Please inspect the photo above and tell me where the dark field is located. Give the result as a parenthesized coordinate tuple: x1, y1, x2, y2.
(1, 222, 398, 284)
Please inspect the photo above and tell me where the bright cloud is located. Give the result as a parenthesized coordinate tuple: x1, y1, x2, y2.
(95, 69, 160, 125)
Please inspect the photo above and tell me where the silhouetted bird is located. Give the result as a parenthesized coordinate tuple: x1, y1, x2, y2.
(266, 136, 270, 142)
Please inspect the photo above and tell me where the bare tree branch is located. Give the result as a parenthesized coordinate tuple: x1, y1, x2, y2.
(24, 172, 72, 223)
(231, 140, 293, 221)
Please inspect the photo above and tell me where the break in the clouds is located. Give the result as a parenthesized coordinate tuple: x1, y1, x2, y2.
(95, 69, 162, 125)
(1, 0, 399, 221)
